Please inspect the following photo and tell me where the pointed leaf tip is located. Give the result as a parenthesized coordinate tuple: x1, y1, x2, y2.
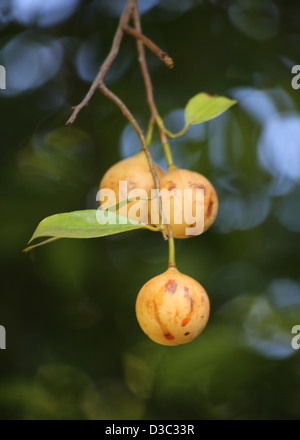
(185, 92, 237, 126)
(25, 209, 145, 251)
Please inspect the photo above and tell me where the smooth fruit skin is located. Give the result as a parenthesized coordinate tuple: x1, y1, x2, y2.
(99, 151, 165, 224)
(159, 167, 218, 238)
(136, 267, 210, 346)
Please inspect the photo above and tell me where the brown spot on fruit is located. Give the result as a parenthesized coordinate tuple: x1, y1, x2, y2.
(184, 332, 190, 336)
(189, 183, 206, 191)
(181, 293, 194, 327)
(166, 280, 177, 293)
(207, 196, 214, 218)
(167, 181, 176, 191)
(181, 317, 190, 327)
(164, 332, 175, 340)
(153, 301, 174, 341)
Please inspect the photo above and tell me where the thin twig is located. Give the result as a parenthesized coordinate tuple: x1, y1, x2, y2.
(123, 25, 174, 69)
(132, 3, 158, 126)
(132, 2, 174, 167)
(132, 0, 174, 239)
(98, 82, 168, 240)
(66, 0, 135, 127)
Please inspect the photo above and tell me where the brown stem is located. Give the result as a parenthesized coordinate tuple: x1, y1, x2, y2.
(65, 0, 169, 240)
(98, 82, 168, 240)
(131, 1, 173, 166)
(132, 0, 174, 238)
(132, 4, 157, 122)
(66, 0, 135, 127)
(123, 25, 174, 69)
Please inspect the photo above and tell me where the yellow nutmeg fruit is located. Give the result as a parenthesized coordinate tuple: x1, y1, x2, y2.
(136, 266, 210, 346)
(99, 151, 165, 224)
(159, 167, 218, 238)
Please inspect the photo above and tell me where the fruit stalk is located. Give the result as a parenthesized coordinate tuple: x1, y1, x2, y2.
(98, 83, 168, 240)
(168, 235, 176, 268)
(131, 0, 176, 248)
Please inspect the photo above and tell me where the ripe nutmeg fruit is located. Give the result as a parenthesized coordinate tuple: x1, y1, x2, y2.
(159, 166, 218, 238)
(136, 266, 210, 346)
(99, 151, 165, 224)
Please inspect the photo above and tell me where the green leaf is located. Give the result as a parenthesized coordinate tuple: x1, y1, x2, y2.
(185, 93, 237, 126)
(106, 196, 150, 212)
(24, 210, 145, 252)
(23, 237, 62, 253)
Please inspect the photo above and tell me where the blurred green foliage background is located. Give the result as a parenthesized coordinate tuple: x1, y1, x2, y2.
(0, 0, 300, 420)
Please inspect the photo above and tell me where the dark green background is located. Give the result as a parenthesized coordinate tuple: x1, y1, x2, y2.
(0, 0, 300, 420)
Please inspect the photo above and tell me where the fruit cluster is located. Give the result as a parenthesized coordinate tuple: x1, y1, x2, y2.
(99, 151, 218, 346)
